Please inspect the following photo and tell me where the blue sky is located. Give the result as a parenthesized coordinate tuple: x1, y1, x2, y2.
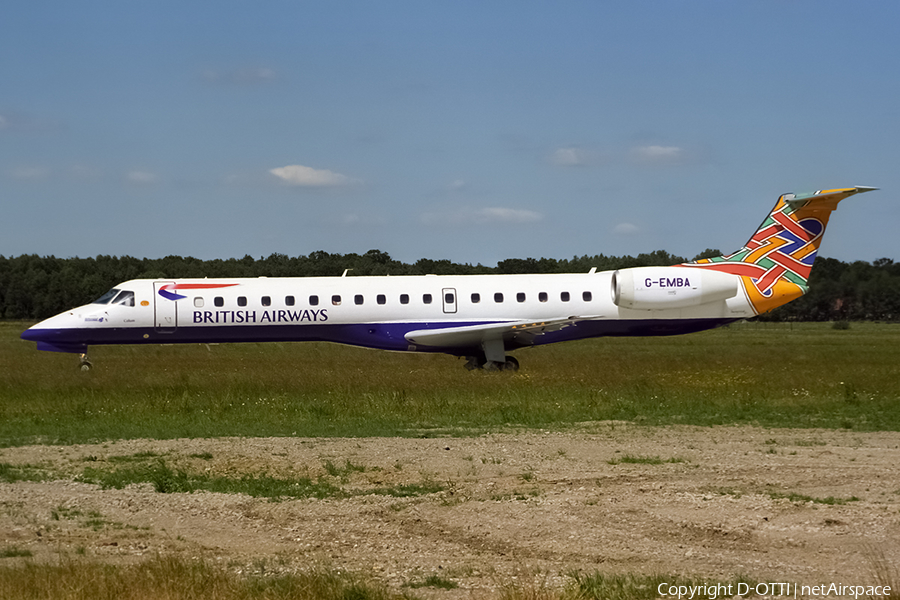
(2, 1, 898, 266)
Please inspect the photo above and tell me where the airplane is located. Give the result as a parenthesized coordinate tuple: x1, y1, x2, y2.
(21, 186, 877, 371)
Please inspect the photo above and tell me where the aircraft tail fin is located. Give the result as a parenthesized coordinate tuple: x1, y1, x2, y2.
(685, 186, 877, 315)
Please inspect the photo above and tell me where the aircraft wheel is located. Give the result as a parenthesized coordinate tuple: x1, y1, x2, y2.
(463, 356, 486, 371)
(502, 356, 519, 372)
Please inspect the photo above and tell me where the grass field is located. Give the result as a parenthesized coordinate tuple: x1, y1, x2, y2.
(0, 555, 779, 600)
(3, 320, 900, 446)
(4, 320, 900, 600)
(0, 554, 776, 600)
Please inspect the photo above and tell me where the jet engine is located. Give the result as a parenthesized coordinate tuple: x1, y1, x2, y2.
(611, 266, 739, 310)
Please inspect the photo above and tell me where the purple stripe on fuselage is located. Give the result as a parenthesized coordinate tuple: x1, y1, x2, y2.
(21, 318, 739, 355)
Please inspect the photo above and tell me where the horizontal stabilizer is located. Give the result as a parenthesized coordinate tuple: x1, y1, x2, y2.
(783, 186, 878, 209)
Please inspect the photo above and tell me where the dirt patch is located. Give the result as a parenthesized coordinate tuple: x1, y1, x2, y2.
(2, 424, 899, 597)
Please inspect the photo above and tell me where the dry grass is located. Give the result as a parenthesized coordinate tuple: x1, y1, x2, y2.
(0, 555, 415, 600)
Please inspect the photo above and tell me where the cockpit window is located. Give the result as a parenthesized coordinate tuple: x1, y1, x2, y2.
(111, 290, 135, 307)
(93, 288, 120, 304)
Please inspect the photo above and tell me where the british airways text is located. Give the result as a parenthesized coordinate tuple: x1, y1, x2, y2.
(192, 309, 328, 324)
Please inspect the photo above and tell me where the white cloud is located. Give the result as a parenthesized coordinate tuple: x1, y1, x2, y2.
(477, 207, 542, 224)
(126, 170, 159, 185)
(339, 213, 386, 226)
(269, 164, 356, 187)
(0, 110, 62, 133)
(201, 67, 277, 85)
(422, 206, 543, 226)
(630, 145, 686, 165)
(10, 166, 49, 180)
(613, 222, 639, 235)
(69, 164, 103, 181)
(550, 147, 593, 166)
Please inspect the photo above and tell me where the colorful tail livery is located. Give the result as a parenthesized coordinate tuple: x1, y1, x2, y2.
(22, 186, 876, 371)
(684, 186, 878, 315)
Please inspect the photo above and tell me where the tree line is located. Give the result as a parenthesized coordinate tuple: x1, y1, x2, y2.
(2, 250, 899, 322)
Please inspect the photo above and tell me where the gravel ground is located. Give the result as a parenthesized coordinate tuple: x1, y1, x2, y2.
(2, 424, 899, 598)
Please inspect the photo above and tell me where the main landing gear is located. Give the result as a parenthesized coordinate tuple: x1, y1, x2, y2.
(79, 353, 93, 372)
(463, 355, 519, 372)
(464, 337, 520, 372)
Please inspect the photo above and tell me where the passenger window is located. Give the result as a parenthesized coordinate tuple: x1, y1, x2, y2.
(471, 293, 480, 303)
(332, 295, 341, 305)
(355, 294, 364, 305)
(583, 291, 592, 302)
(286, 296, 295, 306)
(237, 296, 247, 307)
(377, 294, 386, 305)
(310, 295, 319, 306)
(516, 292, 526, 303)
(214, 297, 224, 307)
(561, 292, 570, 302)
(400, 294, 409, 305)
(539, 292, 548, 303)
(445, 292, 455, 304)
(194, 297, 204, 308)
(262, 296, 271, 307)
(112, 290, 135, 306)
(494, 292, 504, 303)
(423, 294, 433, 304)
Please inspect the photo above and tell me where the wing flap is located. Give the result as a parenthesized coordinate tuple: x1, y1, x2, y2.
(405, 317, 596, 349)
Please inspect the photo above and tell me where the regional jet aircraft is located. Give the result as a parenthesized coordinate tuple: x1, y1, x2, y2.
(22, 186, 877, 371)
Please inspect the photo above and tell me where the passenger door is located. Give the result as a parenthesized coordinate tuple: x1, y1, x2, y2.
(153, 281, 178, 333)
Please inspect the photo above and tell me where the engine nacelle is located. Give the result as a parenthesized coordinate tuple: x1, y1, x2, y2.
(611, 266, 739, 310)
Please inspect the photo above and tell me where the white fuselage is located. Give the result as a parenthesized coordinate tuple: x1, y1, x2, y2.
(22, 269, 755, 365)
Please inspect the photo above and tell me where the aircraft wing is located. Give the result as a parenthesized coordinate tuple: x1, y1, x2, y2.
(404, 316, 597, 349)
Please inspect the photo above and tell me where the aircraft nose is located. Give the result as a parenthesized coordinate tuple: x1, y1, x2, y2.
(20, 326, 45, 342)
(20, 314, 88, 354)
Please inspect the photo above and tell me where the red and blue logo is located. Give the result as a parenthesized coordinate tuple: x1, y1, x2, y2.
(158, 283, 238, 301)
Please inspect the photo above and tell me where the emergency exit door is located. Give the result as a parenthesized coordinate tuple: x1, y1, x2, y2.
(442, 288, 457, 314)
